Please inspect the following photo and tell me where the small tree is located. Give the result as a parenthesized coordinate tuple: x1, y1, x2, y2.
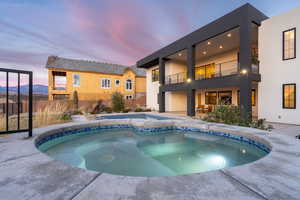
(73, 90, 79, 110)
(112, 92, 124, 112)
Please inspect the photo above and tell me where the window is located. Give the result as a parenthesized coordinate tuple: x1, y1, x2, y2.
(73, 74, 80, 87)
(218, 91, 232, 105)
(283, 28, 296, 60)
(152, 68, 159, 82)
(283, 84, 296, 109)
(101, 78, 111, 88)
(115, 80, 120, 87)
(126, 79, 132, 90)
(126, 95, 134, 100)
(205, 92, 217, 105)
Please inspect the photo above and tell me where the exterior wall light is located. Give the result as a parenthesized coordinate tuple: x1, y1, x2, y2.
(241, 69, 248, 75)
(187, 78, 192, 83)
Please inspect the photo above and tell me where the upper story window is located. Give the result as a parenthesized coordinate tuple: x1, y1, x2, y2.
(73, 74, 80, 87)
(101, 78, 111, 89)
(283, 84, 296, 109)
(115, 79, 120, 87)
(126, 79, 132, 90)
(283, 28, 296, 60)
(152, 68, 159, 82)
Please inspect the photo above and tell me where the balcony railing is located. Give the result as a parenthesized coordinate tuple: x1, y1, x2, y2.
(195, 60, 238, 80)
(164, 59, 260, 85)
(165, 72, 187, 85)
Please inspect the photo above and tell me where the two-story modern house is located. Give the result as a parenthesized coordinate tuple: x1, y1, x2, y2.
(46, 56, 146, 103)
(137, 4, 300, 124)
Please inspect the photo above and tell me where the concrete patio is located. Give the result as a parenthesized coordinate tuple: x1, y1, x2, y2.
(0, 115, 300, 200)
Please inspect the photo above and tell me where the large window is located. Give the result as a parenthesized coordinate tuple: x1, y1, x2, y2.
(126, 79, 133, 90)
(218, 91, 232, 105)
(152, 68, 159, 82)
(283, 28, 296, 60)
(205, 92, 217, 105)
(283, 84, 296, 109)
(73, 74, 80, 87)
(101, 78, 111, 89)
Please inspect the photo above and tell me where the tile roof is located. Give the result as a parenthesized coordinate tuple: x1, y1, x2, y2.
(45, 56, 146, 76)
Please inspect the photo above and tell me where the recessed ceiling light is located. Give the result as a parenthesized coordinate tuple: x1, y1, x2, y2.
(219, 45, 223, 49)
(203, 51, 207, 55)
(227, 33, 232, 37)
(207, 41, 211, 45)
(178, 53, 182, 56)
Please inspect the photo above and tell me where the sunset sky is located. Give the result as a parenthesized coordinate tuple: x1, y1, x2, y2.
(1, 0, 300, 85)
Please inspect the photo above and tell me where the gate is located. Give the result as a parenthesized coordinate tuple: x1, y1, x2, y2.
(0, 68, 33, 137)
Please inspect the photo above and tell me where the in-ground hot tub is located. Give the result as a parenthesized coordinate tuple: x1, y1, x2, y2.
(36, 122, 271, 177)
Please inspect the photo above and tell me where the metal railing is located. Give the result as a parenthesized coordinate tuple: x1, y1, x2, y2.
(164, 59, 260, 85)
(165, 72, 187, 84)
(195, 60, 238, 80)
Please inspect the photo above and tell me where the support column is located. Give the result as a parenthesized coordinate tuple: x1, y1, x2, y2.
(239, 79, 252, 120)
(158, 57, 165, 113)
(187, 89, 195, 116)
(187, 45, 195, 80)
(239, 21, 252, 73)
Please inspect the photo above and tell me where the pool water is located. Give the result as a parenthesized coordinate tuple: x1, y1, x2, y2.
(39, 130, 268, 177)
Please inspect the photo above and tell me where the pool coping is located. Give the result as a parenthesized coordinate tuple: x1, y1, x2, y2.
(1, 114, 300, 200)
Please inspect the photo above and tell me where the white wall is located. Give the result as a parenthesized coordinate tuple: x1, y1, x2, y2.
(165, 61, 186, 76)
(146, 66, 159, 110)
(258, 6, 300, 124)
(165, 91, 187, 112)
(196, 50, 238, 67)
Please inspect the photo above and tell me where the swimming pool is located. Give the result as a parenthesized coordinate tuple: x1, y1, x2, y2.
(97, 114, 174, 120)
(37, 124, 270, 177)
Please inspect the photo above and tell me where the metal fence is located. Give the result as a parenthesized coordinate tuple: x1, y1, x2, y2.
(0, 68, 33, 137)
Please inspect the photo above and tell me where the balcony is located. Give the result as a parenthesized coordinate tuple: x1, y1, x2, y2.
(164, 59, 260, 85)
(165, 72, 187, 85)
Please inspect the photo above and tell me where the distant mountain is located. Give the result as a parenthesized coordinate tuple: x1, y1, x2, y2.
(0, 84, 48, 94)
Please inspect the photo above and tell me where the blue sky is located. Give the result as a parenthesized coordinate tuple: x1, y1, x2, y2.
(1, 0, 300, 85)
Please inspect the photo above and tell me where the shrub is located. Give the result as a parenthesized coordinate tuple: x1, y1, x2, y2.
(144, 108, 152, 112)
(73, 91, 79, 109)
(91, 100, 106, 114)
(134, 108, 144, 112)
(122, 108, 131, 113)
(112, 92, 125, 112)
(202, 105, 272, 131)
(59, 113, 72, 121)
(104, 107, 112, 113)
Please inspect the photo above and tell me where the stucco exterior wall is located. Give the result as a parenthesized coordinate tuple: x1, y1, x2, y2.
(48, 68, 146, 101)
(165, 61, 187, 76)
(165, 91, 187, 112)
(146, 66, 159, 110)
(258, 6, 300, 124)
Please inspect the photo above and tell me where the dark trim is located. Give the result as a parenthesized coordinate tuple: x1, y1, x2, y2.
(137, 4, 268, 68)
(283, 28, 296, 61)
(282, 83, 296, 109)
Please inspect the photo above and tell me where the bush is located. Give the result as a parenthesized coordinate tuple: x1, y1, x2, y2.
(91, 100, 106, 114)
(202, 105, 272, 131)
(134, 108, 144, 112)
(123, 108, 131, 113)
(59, 113, 72, 121)
(112, 92, 125, 112)
(104, 107, 112, 113)
(144, 108, 152, 112)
